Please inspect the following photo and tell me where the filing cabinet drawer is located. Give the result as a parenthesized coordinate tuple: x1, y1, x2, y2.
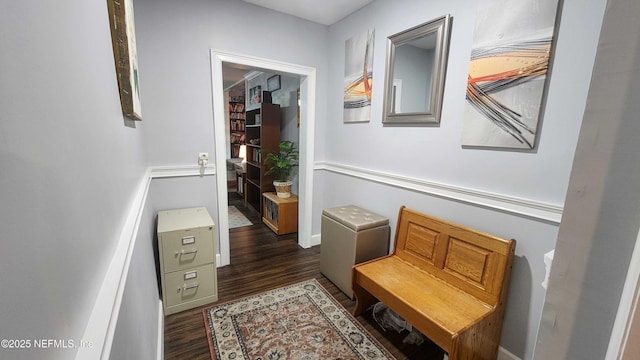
(163, 263, 216, 308)
(160, 227, 215, 273)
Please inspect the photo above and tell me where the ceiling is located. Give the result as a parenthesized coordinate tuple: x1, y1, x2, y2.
(240, 0, 374, 26)
(225, 1, 374, 87)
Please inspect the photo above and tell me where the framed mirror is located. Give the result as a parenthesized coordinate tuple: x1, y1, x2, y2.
(383, 14, 452, 124)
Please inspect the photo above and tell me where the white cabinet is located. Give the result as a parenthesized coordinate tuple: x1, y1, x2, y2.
(157, 207, 217, 315)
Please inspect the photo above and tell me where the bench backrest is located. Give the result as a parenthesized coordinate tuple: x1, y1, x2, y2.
(392, 206, 515, 307)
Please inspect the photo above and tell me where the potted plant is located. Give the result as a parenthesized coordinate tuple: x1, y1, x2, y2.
(262, 140, 299, 198)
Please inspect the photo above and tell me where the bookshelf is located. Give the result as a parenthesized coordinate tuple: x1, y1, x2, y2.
(263, 192, 298, 235)
(229, 99, 245, 158)
(245, 102, 280, 215)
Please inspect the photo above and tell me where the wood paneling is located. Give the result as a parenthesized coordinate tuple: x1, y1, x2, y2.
(163, 193, 443, 359)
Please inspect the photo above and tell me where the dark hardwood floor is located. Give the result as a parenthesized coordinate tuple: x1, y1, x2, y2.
(163, 192, 444, 359)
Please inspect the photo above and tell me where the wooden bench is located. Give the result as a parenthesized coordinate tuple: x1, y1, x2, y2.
(352, 206, 516, 359)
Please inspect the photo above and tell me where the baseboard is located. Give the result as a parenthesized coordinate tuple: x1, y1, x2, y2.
(498, 346, 522, 360)
(157, 300, 164, 360)
(315, 161, 563, 224)
(310, 233, 321, 247)
(443, 347, 520, 360)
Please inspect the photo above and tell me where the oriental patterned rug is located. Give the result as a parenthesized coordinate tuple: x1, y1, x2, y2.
(203, 279, 393, 360)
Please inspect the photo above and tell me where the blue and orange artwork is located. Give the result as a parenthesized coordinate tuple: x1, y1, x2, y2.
(462, 0, 560, 149)
(344, 29, 375, 123)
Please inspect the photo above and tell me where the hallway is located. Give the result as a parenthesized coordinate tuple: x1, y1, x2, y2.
(163, 193, 444, 359)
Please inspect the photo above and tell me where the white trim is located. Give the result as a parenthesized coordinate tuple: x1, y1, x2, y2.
(243, 70, 262, 81)
(498, 346, 522, 360)
(157, 300, 164, 360)
(445, 347, 521, 360)
(76, 169, 152, 360)
(315, 161, 563, 224)
(210, 49, 317, 262)
(150, 164, 215, 178)
(606, 226, 640, 359)
(310, 233, 321, 247)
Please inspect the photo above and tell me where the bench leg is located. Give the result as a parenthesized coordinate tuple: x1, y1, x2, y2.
(352, 282, 377, 317)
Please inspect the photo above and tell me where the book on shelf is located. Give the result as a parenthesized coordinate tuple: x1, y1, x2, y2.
(230, 133, 245, 143)
(231, 120, 245, 131)
(264, 197, 279, 223)
(250, 148, 261, 164)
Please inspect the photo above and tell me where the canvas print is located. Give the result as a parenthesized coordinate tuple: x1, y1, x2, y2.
(107, 0, 142, 120)
(344, 29, 375, 123)
(461, 0, 560, 148)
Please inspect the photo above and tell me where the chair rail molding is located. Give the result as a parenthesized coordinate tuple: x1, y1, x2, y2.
(150, 164, 215, 178)
(314, 161, 563, 224)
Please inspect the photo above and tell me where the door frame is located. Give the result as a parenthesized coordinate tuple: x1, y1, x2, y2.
(210, 49, 317, 266)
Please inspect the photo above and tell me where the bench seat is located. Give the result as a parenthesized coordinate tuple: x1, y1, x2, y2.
(355, 255, 492, 347)
(352, 207, 515, 359)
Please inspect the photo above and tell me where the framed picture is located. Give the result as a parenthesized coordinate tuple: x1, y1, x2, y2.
(267, 75, 281, 91)
(248, 86, 262, 107)
(107, 0, 142, 120)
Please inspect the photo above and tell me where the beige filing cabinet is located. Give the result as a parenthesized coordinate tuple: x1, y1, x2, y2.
(157, 207, 217, 315)
(320, 205, 390, 299)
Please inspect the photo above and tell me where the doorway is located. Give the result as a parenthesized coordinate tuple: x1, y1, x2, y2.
(210, 50, 317, 267)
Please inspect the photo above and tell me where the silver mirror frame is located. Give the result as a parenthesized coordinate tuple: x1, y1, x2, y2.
(382, 14, 452, 125)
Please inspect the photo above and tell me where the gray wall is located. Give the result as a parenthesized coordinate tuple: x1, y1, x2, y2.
(324, 0, 603, 204)
(0, 0, 622, 359)
(321, 0, 607, 358)
(135, 0, 328, 168)
(134, 0, 327, 250)
(0, 1, 148, 359)
(109, 199, 160, 360)
(535, 0, 640, 358)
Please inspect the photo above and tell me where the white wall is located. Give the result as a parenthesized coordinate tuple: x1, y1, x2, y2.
(0, 2, 148, 359)
(320, 0, 607, 358)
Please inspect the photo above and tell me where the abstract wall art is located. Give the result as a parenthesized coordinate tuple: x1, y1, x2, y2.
(344, 29, 375, 123)
(461, 0, 561, 149)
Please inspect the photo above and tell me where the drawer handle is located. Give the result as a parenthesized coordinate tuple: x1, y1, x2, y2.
(175, 249, 198, 256)
(178, 283, 199, 292)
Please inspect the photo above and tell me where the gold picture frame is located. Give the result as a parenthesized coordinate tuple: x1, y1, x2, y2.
(107, 0, 142, 120)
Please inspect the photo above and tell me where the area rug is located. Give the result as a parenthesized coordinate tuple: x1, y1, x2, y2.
(202, 279, 393, 360)
(228, 205, 252, 229)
